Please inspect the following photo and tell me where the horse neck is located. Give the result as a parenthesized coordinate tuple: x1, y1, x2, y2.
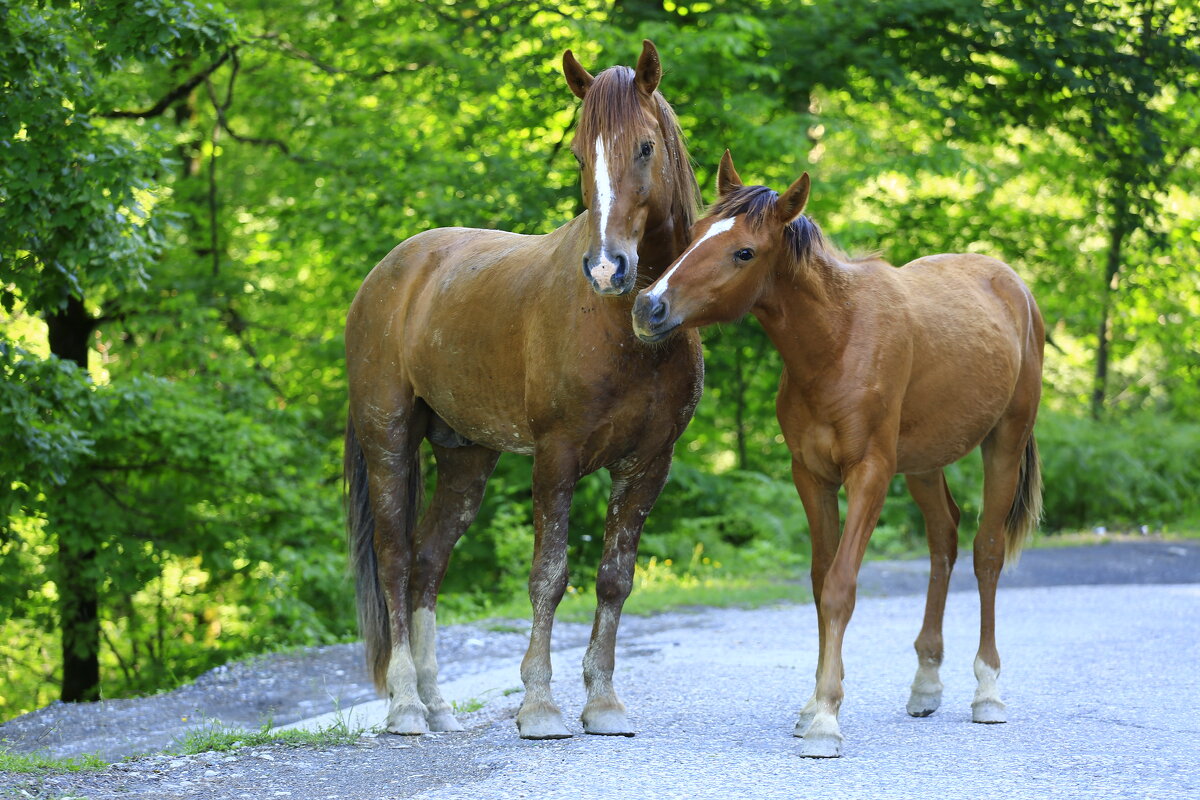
(752, 252, 854, 376)
(637, 209, 690, 280)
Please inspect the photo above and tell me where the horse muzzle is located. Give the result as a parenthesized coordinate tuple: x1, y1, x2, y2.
(631, 292, 679, 343)
(583, 249, 637, 296)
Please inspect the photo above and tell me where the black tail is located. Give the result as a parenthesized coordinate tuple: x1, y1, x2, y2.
(1004, 434, 1042, 566)
(345, 418, 422, 693)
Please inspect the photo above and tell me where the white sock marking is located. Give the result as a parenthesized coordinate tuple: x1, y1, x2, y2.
(647, 216, 737, 299)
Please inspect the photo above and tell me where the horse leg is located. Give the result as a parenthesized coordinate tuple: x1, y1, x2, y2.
(790, 460, 840, 735)
(904, 469, 961, 718)
(409, 442, 500, 732)
(799, 455, 893, 758)
(356, 397, 431, 735)
(972, 417, 1031, 724)
(580, 453, 673, 736)
(515, 445, 579, 740)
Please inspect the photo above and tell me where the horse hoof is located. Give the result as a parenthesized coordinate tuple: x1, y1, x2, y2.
(516, 705, 572, 740)
(426, 710, 465, 732)
(582, 708, 636, 737)
(907, 689, 943, 718)
(387, 706, 430, 736)
(796, 712, 843, 757)
(799, 734, 843, 758)
(972, 699, 1007, 724)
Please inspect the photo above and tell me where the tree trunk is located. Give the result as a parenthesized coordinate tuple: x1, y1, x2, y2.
(1091, 220, 1126, 420)
(46, 295, 101, 703)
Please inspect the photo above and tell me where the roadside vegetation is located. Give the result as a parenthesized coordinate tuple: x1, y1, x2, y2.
(2, 0, 1197, 722)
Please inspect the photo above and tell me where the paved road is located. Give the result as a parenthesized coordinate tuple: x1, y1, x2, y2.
(297, 540, 1200, 799)
(6, 540, 1199, 800)
(385, 583, 1200, 800)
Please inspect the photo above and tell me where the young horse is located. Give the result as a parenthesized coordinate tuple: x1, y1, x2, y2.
(344, 42, 703, 740)
(633, 151, 1043, 758)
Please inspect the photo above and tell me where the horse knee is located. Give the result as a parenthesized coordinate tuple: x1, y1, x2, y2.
(595, 564, 633, 606)
(818, 571, 858, 623)
(529, 553, 569, 605)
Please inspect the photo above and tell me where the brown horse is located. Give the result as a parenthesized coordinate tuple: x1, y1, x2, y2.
(633, 151, 1043, 758)
(343, 41, 703, 740)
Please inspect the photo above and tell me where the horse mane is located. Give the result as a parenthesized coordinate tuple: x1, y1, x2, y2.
(576, 66, 701, 232)
(709, 184, 862, 276)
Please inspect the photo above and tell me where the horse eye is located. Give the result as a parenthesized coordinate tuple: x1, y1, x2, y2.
(735, 248, 755, 263)
(639, 141, 653, 159)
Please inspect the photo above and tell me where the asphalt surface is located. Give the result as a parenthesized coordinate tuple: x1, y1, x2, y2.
(3, 539, 1198, 800)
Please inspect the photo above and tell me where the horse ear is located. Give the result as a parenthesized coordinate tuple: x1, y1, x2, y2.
(717, 149, 743, 198)
(563, 49, 594, 100)
(634, 40, 661, 95)
(776, 172, 811, 225)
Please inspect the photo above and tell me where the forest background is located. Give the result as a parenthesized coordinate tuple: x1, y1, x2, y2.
(2, 0, 1198, 719)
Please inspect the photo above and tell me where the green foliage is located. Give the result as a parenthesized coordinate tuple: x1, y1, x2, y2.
(0, 746, 106, 774)
(172, 720, 363, 755)
(2, 0, 1198, 720)
(1037, 413, 1200, 531)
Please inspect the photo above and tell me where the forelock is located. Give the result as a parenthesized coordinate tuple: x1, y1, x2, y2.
(709, 185, 827, 271)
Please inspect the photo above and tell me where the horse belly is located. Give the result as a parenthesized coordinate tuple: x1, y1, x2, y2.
(894, 355, 1020, 473)
(409, 338, 536, 455)
(403, 287, 537, 454)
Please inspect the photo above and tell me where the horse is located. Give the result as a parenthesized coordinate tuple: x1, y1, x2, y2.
(343, 41, 703, 740)
(632, 150, 1044, 758)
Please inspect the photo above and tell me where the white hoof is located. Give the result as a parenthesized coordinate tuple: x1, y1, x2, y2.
(907, 687, 943, 718)
(516, 703, 572, 740)
(800, 734, 844, 758)
(582, 706, 636, 737)
(387, 704, 430, 735)
(426, 709, 464, 732)
(797, 712, 844, 758)
(972, 698, 1007, 724)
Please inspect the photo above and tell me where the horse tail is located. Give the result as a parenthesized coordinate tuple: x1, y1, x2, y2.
(345, 417, 422, 693)
(1003, 433, 1042, 567)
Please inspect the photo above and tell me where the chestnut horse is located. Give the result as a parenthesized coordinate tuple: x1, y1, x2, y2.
(344, 42, 702, 740)
(633, 151, 1043, 757)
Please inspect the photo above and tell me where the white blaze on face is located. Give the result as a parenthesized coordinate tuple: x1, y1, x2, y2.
(646, 216, 737, 300)
(594, 137, 614, 249)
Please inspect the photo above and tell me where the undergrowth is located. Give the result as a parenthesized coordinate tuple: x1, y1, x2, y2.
(0, 747, 106, 774)
(172, 719, 364, 755)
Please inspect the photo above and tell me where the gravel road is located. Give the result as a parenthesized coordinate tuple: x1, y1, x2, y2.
(2, 538, 1197, 800)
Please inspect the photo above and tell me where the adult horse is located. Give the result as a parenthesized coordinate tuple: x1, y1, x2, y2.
(632, 151, 1043, 757)
(344, 42, 703, 740)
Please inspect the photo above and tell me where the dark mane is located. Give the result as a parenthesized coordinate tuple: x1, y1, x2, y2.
(709, 185, 838, 273)
(575, 66, 700, 231)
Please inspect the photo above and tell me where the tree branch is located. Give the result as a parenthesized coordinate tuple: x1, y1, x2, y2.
(223, 304, 289, 400)
(203, 76, 305, 161)
(267, 37, 410, 80)
(102, 50, 233, 119)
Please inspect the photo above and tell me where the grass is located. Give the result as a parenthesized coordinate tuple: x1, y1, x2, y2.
(450, 697, 487, 714)
(1021, 527, 1200, 551)
(172, 719, 365, 756)
(446, 544, 811, 627)
(0, 747, 106, 774)
(454, 529, 1199, 628)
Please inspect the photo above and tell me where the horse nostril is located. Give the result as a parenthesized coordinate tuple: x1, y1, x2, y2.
(582, 255, 592, 278)
(612, 253, 627, 284)
(649, 297, 669, 326)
